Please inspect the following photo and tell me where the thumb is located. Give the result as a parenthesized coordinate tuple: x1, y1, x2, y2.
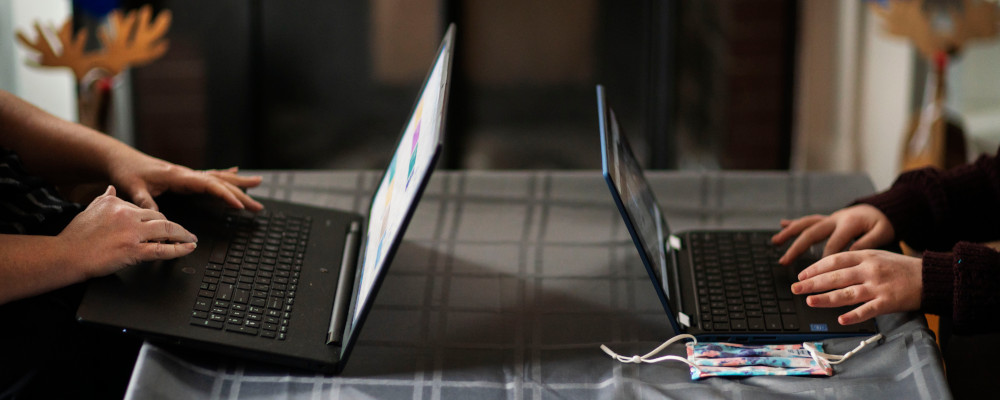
(103, 185, 116, 197)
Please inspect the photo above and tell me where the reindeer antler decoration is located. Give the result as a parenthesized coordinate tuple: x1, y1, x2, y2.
(871, 0, 999, 61)
(15, 5, 172, 81)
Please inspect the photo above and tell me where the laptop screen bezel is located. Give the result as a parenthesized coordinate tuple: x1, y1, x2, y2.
(596, 85, 682, 334)
(339, 24, 455, 363)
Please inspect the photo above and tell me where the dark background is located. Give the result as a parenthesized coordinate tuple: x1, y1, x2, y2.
(99, 0, 796, 171)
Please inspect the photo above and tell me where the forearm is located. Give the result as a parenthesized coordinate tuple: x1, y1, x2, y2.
(0, 234, 83, 305)
(0, 89, 133, 184)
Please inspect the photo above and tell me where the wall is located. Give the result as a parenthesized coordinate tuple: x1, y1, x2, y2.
(0, 0, 76, 122)
(948, 39, 1000, 157)
(856, 6, 915, 190)
(794, 2, 916, 191)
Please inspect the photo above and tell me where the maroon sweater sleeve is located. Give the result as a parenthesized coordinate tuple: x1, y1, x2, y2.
(854, 146, 1000, 332)
(922, 243, 1000, 333)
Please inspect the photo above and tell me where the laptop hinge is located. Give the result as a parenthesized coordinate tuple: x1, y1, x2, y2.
(677, 312, 691, 328)
(326, 221, 361, 345)
(667, 235, 682, 251)
(665, 234, 686, 328)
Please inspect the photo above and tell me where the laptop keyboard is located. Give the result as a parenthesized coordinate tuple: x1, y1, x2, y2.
(189, 210, 310, 340)
(689, 231, 799, 332)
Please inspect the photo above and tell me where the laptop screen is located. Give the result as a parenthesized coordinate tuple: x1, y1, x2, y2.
(597, 85, 682, 331)
(352, 26, 453, 328)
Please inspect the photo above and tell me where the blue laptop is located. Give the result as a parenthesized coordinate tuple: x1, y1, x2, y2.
(596, 85, 877, 342)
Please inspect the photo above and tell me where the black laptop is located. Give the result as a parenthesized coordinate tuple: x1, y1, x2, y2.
(76, 26, 455, 373)
(596, 85, 877, 343)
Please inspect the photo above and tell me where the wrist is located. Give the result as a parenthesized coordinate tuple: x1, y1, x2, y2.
(920, 250, 954, 316)
(52, 231, 96, 282)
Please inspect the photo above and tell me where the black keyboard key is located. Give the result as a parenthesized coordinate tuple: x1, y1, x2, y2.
(774, 270, 793, 300)
(209, 241, 228, 264)
(217, 284, 235, 300)
(731, 319, 747, 330)
(191, 318, 223, 329)
(778, 300, 796, 314)
(192, 311, 208, 319)
(268, 297, 283, 310)
(782, 315, 800, 331)
(261, 330, 277, 338)
(765, 314, 782, 330)
(194, 298, 211, 312)
(225, 325, 259, 336)
(748, 317, 765, 331)
(234, 289, 250, 304)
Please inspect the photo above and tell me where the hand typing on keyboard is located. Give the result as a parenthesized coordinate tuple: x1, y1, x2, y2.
(61, 185, 199, 276)
(771, 204, 921, 326)
(789, 249, 922, 325)
(109, 152, 264, 212)
(771, 204, 895, 265)
(0, 185, 199, 304)
(0, 89, 266, 307)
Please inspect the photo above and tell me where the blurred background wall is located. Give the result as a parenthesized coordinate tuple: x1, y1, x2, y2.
(1, 0, 998, 191)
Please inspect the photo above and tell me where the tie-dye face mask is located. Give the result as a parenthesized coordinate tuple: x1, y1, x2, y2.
(600, 334, 882, 380)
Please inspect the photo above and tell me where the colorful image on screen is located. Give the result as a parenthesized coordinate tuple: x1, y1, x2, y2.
(353, 50, 446, 325)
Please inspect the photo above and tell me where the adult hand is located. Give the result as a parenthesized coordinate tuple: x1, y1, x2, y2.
(107, 151, 263, 211)
(791, 249, 922, 325)
(58, 186, 198, 278)
(771, 204, 895, 265)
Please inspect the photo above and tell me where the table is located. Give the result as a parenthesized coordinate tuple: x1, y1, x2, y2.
(124, 171, 950, 399)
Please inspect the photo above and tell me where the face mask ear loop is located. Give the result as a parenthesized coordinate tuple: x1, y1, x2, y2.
(600, 334, 702, 372)
(804, 333, 883, 365)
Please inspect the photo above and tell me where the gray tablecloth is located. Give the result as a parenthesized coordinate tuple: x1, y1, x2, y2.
(125, 171, 949, 399)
